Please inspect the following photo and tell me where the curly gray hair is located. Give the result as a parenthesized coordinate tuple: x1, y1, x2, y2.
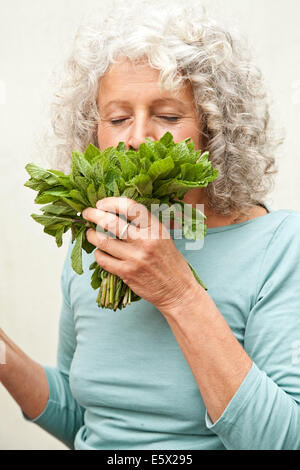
(44, 0, 282, 218)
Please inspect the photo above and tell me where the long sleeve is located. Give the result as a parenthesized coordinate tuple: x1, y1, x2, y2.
(205, 213, 300, 449)
(22, 238, 85, 449)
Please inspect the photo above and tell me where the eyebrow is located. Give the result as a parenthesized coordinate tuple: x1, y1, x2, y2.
(102, 98, 188, 111)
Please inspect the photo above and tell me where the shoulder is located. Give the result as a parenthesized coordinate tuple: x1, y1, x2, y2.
(267, 209, 300, 244)
(254, 209, 300, 260)
(248, 208, 300, 242)
(257, 209, 300, 290)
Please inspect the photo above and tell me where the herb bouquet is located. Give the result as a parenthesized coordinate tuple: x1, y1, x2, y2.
(24, 132, 218, 311)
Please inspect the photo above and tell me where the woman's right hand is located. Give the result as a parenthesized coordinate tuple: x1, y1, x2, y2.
(0, 328, 49, 420)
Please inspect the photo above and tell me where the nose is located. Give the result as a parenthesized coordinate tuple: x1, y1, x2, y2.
(126, 115, 155, 151)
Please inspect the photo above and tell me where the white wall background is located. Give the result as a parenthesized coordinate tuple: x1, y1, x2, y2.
(0, 0, 299, 450)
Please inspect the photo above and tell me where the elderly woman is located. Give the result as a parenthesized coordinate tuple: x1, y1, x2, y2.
(1, 0, 300, 451)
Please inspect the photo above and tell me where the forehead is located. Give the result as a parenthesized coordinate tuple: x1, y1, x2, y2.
(98, 58, 195, 109)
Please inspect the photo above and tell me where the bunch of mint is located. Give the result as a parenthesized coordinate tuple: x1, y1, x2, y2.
(24, 132, 218, 311)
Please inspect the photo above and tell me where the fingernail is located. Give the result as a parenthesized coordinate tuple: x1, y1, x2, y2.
(82, 209, 88, 219)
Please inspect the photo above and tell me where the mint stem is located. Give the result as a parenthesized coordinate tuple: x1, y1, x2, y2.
(110, 274, 114, 304)
(123, 286, 129, 306)
(100, 278, 107, 306)
(105, 274, 111, 307)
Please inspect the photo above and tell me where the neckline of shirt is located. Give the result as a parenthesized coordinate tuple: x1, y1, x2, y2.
(169, 203, 274, 236)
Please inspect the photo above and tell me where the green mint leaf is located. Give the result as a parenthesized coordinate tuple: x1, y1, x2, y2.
(101, 147, 122, 169)
(159, 131, 175, 148)
(25, 163, 59, 185)
(113, 179, 120, 197)
(138, 143, 155, 162)
(87, 181, 98, 207)
(71, 153, 92, 179)
(168, 142, 196, 165)
(89, 261, 98, 270)
(34, 188, 71, 204)
(84, 143, 101, 163)
(82, 236, 96, 254)
(55, 225, 65, 248)
(97, 182, 107, 200)
(40, 203, 77, 217)
(139, 157, 151, 174)
(105, 168, 122, 194)
(154, 141, 168, 159)
(117, 154, 138, 180)
(135, 196, 161, 212)
(148, 156, 175, 182)
(127, 173, 153, 196)
(71, 226, 85, 275)
(144, 138, 160, 161)
(43, 225, 61, 237)
(61, 197, 85, 213)
(91, 265, 101, 289)
(69, 189, 89, 206)
(34, 193, 58, 204)
(24, 178, 53, 192)
(31, 214, 75, 227)
(121, 187, 139, 199)
(92, 158, 108, 182)
(180, 163, 197, 181)
(153, 178, 212, 198)
(74, 175, 90, 193)
(116, 142, 126, 152)
(54, 175, 73, 190)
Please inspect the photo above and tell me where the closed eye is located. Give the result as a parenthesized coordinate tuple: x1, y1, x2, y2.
(110, 116, 180, 125)
(110, 119, 128, 125)
(158, 116, 180, 122)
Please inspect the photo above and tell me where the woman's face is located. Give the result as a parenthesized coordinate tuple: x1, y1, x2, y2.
(97, 58, 203, 151)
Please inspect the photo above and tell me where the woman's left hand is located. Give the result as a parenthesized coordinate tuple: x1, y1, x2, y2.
(82, 196, 201, 314)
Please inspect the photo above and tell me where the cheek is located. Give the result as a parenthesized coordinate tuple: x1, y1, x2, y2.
(97, 123, 117, 150)
(97, 123, 104, 149)
(172, 122, 201, 150)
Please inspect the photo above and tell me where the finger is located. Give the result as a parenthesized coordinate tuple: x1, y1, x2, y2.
(86, 228, 129, 260)
(82, 207, 135, 241)
(96, 196, 158, 229)
(94, 248, 126, 279)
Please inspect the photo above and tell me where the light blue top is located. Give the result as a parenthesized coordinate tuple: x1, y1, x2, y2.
(22, 204, 300, 450)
